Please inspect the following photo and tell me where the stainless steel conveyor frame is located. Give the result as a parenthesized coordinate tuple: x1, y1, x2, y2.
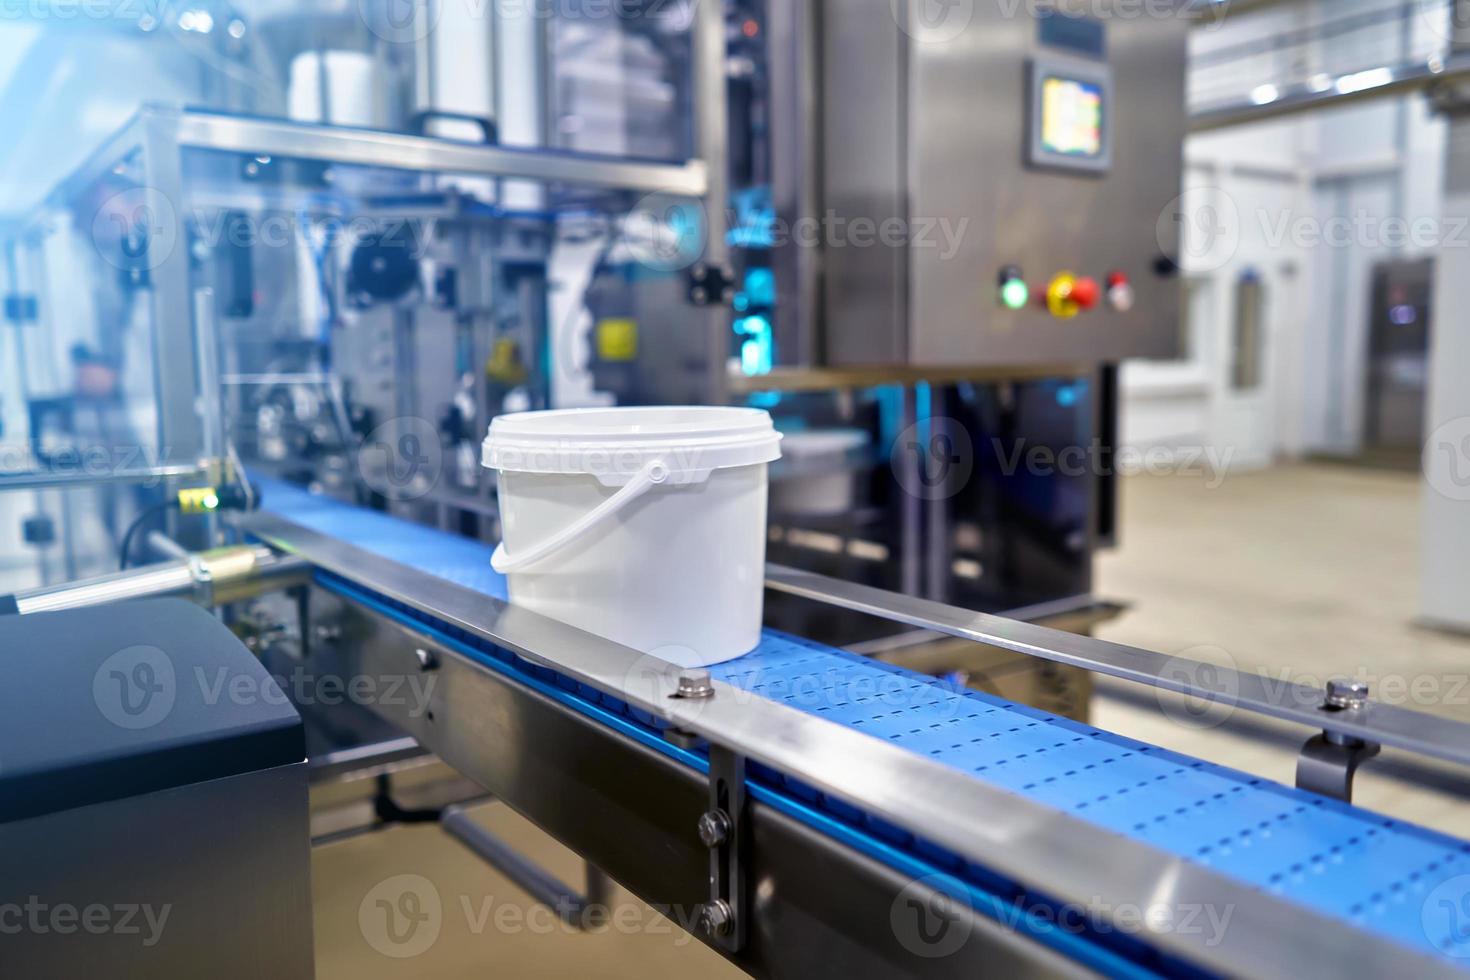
(235, 510, 1470, 980)
(8, 516, 1470, 977)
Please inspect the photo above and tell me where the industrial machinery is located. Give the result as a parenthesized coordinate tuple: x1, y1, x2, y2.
(3, 486, 1470, 977)
(0, 599, 314, 978)
(815, 2, 1186, 367)
(8, 3, 1468, 978)
(3, 2, 1184, 637)
(709, 0, 1188, 697)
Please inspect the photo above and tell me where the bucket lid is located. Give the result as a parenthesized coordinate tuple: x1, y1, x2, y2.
(779, 428, 869, 458)
(483, 406, 782, 482)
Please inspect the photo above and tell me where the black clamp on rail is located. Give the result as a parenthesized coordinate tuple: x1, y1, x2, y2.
(1295, 680, 1381, 804)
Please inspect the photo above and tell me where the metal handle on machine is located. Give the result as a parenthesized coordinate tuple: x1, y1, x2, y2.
(409, 110, 498, 145)
(490, 459, 669, 574)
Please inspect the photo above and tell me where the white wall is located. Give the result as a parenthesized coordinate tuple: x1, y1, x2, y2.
(1420, 1, 1470, 630)
(1420, 112, 1470, 629)
(1124, 0, 1448, 471)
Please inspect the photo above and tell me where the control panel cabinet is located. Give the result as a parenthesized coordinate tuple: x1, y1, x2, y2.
(821, 0, 1188, 366)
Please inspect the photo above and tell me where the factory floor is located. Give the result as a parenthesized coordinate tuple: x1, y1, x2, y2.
(313, 461, 1470, 977)
(312, 800, 746, 980)
(1092, 460, 1470, 839)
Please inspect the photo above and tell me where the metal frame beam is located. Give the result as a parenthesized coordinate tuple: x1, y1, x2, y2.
(167, 109, 708, 197)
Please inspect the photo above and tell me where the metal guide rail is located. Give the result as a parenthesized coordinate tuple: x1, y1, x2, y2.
(762, 565, 1470, 770)
(239, 482, 1470, 978)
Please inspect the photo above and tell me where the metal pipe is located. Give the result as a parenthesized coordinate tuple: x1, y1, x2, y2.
(441, 804, 612, 928)
(0, 463, 212, 493)
(1191, 54, 1470, 132)
(144, 530, 190, 561)
(2, 545, 310, 616)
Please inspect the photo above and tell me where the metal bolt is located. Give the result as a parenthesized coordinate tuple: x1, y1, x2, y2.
(676, 669, 714, 699)
(414, 647, 439, 671)
(697, 899, 733, 937)
(698, 809, 731, 848)
(1324, 679, 1370, 711)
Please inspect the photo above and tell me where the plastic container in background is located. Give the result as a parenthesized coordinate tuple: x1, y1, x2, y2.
(770, 428, 870, 517)
(483, 407, 782, 667)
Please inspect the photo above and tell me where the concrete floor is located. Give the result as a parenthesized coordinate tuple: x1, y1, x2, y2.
(315, 461, 1470, 975)
(314, 803, 746, 980)
(1093, 461, 1470, 837)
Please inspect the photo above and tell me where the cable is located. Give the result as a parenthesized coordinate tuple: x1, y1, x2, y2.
(117, 501, 177, 571)
(118, 482, 263, 570)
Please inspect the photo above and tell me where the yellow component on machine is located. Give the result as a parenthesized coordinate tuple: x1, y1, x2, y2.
(177, 486, 222, 515)
(1046, 272, 1081, 319)
(486, 338, 529, 385)
(595, 318, 639, 362)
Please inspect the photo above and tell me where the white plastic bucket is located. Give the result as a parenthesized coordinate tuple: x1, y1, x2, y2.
(483, 407, 783, 667)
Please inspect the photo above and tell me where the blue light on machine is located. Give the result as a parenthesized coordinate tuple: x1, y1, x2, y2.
(750, 391, 782, 409)
(744, 268, 776, 308)
(1056, 384, 1081, 408)
(734, 267, 775, 316)
(735, 315, 774, 376)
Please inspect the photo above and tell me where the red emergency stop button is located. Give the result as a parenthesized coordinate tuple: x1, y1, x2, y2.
(1069, 276, 1100, 310)
(1046, 272, 1101, 318)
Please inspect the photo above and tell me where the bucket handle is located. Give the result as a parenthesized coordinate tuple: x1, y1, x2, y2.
(491, 459, 670, 575)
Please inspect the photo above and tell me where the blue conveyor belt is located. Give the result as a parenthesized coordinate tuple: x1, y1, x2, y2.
(258, 479, 1470, 971)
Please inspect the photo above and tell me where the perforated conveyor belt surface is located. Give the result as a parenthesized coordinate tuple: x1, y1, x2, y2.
(259, 479, 1470, 970)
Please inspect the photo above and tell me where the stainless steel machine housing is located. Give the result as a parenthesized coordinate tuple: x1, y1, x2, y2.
(820, 0, 1188, 366)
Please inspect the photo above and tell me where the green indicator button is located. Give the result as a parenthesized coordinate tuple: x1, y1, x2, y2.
(1000, 277, 1030, 310)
